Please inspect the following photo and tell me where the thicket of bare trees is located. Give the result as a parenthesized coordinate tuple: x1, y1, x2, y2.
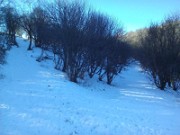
(0, 0, 6, 65)
(1, 0, 132, 84)
(18, 1, 130, 84)
(139, 15, 180, 90)
(1, 0, 180, 91)
(1, 5, 20, 48)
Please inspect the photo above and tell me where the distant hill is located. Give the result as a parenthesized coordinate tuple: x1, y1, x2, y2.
(125, 28, 148, 47)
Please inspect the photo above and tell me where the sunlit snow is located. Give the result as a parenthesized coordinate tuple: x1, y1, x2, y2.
(0, 38, 180, 135)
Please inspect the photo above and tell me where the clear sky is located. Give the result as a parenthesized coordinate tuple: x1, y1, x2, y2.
(86, 0, 180, 32)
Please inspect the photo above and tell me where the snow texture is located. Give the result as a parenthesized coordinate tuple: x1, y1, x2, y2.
(0, 38, 180, 135)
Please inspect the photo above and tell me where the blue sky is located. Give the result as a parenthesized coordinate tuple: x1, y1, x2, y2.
(86, 0, 180, 31)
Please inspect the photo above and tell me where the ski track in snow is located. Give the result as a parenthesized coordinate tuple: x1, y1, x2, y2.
(0, 38, 180, 135)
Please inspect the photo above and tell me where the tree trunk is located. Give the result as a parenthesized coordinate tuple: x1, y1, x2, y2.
(13, 34, 18, 47)
(62, 52, 69, 72)
(172, 81, 177, 91)
(159, 79, 166, 90)
(107, 73, 113, 85)
(62, 60, 67, 72)
(70, 75, 77, 83)
(27, 35, 32, 50)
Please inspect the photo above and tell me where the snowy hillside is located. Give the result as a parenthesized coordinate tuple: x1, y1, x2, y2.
(0, 38, 180, 135)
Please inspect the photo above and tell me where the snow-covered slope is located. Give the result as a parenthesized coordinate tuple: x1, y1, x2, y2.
(0, 38, 180, 135)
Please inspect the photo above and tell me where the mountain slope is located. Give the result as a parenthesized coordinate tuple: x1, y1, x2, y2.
(0, 38, 180, 135)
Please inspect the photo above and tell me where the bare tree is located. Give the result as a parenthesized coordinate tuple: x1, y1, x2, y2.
(85, 11, 130, 84)
(58, 1, 87, 82)
(20, 13, 35, 50)
(85, 12, 109, 78)
(3, 6, 19, 47)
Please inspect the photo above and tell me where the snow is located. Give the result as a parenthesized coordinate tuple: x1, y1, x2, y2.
(0, 38, 180, 135)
